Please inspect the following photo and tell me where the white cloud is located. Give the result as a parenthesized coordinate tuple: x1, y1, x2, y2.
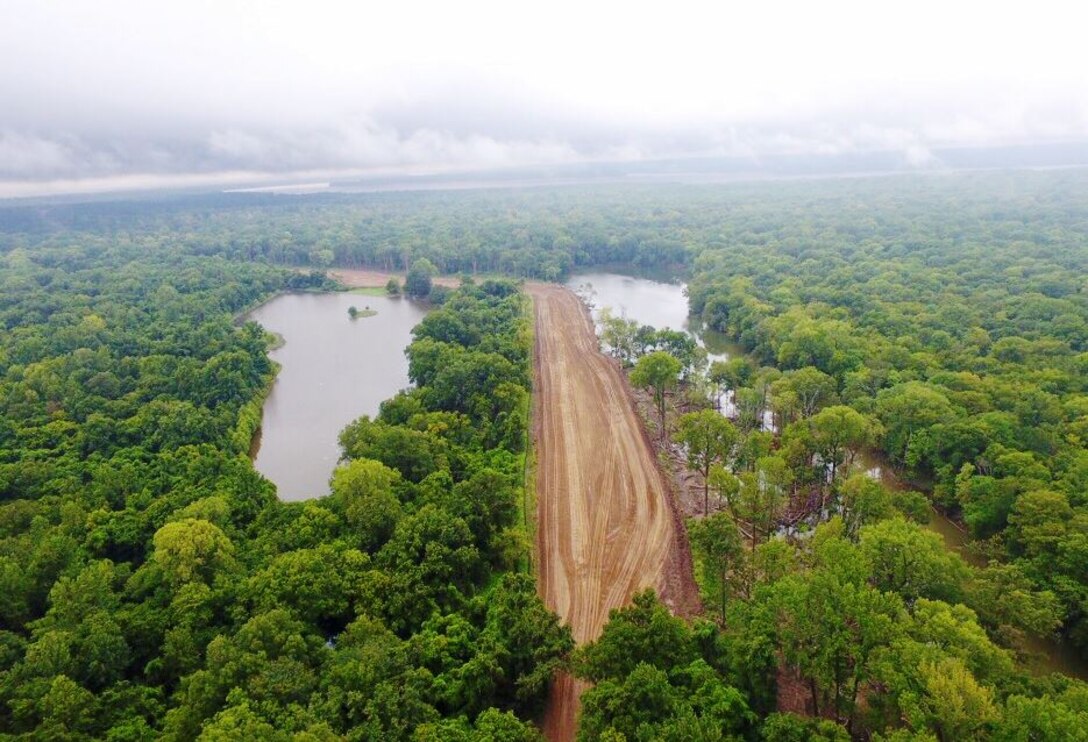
(1, 0, 1086, 194)
(0, 132, 77, 178)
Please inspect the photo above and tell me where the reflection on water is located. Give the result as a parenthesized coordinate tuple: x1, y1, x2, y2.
(569, 272, 693, 333)
(855, 450, 981, 565)
(568, 272, 746, 363)
(568, 273, 768, 431)
(245, 292, 428, 500)
(699, 324, 747, 359)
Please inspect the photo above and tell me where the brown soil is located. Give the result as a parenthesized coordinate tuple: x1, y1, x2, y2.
(527, 283, 699, 741)
(776, 665, 814, 716)
(328, 267, 460, 288)
(627, 386, 720, 520)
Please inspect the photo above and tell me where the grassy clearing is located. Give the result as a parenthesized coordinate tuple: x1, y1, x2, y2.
(346, 286, 388, 297)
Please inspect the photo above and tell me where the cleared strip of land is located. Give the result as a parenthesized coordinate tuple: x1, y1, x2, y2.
(327, 268, 461, 288)
(528, 283, 696, 741)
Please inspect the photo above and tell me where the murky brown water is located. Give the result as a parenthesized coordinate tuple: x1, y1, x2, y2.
(567, 271, 745, 360)
(245, 292, 428, 500)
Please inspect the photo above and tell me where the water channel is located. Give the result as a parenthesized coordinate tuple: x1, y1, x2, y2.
(245, 292, 428, 501)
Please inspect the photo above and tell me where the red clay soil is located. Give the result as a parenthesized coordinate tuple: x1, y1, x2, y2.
(527, 283, 699, 741)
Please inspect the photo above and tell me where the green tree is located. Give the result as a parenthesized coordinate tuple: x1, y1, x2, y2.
(330, 458, 403, 551)
(806, 405, 879, 485)
(965, 564, 1063, 647)
(776, 366, 838, 419)
(676, 410, 738, 514)
(874, 383, 958, 467)
(838, 474, 895, 539)
(761, 713, 850, 742)
(405, 258, 438, 298)
(630, 351, 683, 439)
(709, 357, 753, 402)
(573, 590, 697, 683)
(246, 544, 369, 631)
(198, 698, 290, 741)
(733, 387, 765, 434)
(376, 505, 482, 631)
(478, 573, 574, 714)
(151, 519, 236, 587)
(739, 456, 792, 547)
(578, 660, 753, 742)
(577, 663, 678, 741)
(416, 708, 544, 741)
(162, 609, 328, 739)
(995, 694, 1088, 741)
(689, 512, 744, 622)
(1007, 489, 1073, 564)
(38, 674, 97, 740)
(912, 658, 998, 741)
(859, 518, 969, 604)
(599, 307, 640, 365)
(769, 557, 902, 728)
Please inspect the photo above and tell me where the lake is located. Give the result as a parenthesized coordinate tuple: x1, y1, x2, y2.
(568, 271, 756, 424)
(567, 271, 745, 359)
(569, 272, 695, 333)
(245, 292, 428, 500)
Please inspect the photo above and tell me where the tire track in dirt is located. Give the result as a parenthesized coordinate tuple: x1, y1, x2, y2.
(528, 283, 697, 741)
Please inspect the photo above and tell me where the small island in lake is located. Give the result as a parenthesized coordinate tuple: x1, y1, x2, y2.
(348, 305, 377, 319)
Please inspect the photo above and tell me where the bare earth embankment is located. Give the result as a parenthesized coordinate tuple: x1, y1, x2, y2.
(329, 268, 461, 288)
(527, 283, 698, 741)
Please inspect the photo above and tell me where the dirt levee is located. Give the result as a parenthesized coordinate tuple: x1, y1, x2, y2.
(528, 283, 694, 741)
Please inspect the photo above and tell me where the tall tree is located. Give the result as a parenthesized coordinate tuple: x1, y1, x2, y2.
(630, 351, 682, 440)
(405, 258, 438, 298)
(734, 455, 791, 547)
(675, 410, 738, 514)
(688, 512, 744, 622)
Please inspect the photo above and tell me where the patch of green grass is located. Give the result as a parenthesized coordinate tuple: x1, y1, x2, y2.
(346, 286, 387, 297)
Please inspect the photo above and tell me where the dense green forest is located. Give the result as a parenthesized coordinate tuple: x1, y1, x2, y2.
(0, 230, 569, 738)
(682, 177, 1088, 655)
(5, 170, 1086, 283)
(3, 168, 1088, 739)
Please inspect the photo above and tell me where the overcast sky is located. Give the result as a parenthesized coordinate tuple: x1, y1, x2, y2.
(1, 0, 1085, 196)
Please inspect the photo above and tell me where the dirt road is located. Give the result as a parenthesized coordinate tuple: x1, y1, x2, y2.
(528, 283, 697, 741)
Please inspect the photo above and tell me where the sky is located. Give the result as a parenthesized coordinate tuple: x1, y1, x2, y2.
(1, 0, 1086, 196)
